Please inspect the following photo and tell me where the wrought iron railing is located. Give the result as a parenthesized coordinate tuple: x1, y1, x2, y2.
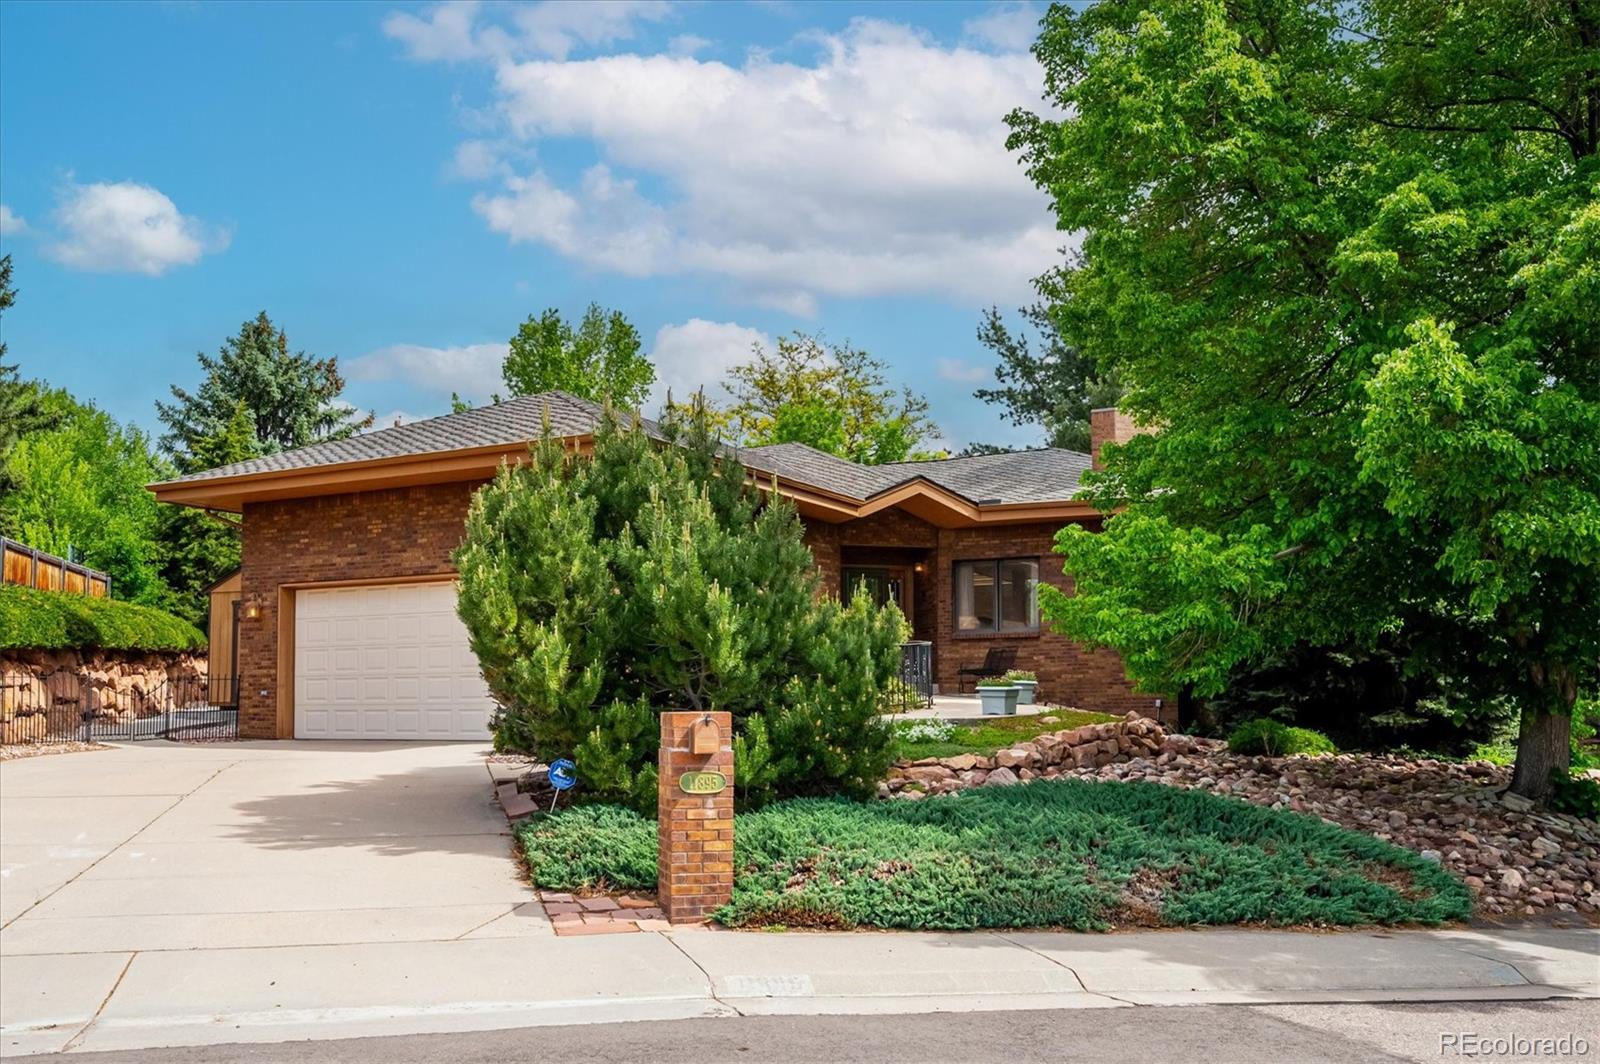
(1, 672, 239, 744)
(897, 641, 934, 710)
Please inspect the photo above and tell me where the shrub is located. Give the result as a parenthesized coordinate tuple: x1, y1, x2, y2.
(975, 677, 1015, 688)
(1548, 771, 1600, 819)
(517, 805, 657, 892)
(721, 783, 1466, 930)
(0, 585, 205, 652)
(1205, 640, 1515, 755)
(519, 783, 1473, 930)
(1227, 717, 1337, 757)
(1571, 696, 1599, 771)
(455, 412, 906, 810)
(1003, 670, 1037, 682)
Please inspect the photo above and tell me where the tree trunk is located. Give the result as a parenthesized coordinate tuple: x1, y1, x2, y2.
(1177, 685, 1199, 732)
(1508, 707, 1572, 801)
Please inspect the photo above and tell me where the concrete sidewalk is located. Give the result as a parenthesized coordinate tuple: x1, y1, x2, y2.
(3, 925, 1594, 1056)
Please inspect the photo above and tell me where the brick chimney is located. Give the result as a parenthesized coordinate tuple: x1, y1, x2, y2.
(1089, 407, 1144, 470)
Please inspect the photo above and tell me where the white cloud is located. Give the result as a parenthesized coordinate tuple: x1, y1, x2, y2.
(346, 341, 507, 402)
(448, 139, 511, 180)
(385, 0, 671, 62)
(46, 181, 227, 275)
(383, 0, 494, 61)
(513, 0, 672, 60)
(936, 358, 989, 383)
(647, 318, 770, 410)
(667, 33, 710, 57)
(0, 205, 29, 237)
(457, 19, 1062, 311)
(962, 3, 1041, 52)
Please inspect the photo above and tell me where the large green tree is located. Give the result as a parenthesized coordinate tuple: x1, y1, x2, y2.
(502, 303, 655, 408)
(1015, 0, 1599, 799)
(156, 313, 368, 619)
(728, 333, 943, 463)
(157, 311, 371, 469)
(1, 389, 169, 604)
(0, 256, 63, 496)
(974, 303, 1125, 452)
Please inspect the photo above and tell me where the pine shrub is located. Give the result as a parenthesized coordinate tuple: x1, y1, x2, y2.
(1227, 717, 1337, 757)
(455, 411, 906, 809)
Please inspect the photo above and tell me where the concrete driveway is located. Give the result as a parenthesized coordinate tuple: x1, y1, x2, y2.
(0, 741, 547, 951)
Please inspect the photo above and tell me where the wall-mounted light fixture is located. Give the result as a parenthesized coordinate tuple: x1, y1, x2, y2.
(242, 600, 263, 621)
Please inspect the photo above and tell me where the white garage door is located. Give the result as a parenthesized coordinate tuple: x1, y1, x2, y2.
(294, 583, 494, 741)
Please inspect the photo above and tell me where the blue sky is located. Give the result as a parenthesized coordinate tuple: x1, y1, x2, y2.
(0, 0, 1066, 452)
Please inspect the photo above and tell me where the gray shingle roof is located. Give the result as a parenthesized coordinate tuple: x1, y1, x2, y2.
(156, 391, 1089, 505)
(157, 392, 627, 485)
(873, 447, 1093, 504)
(735, 443, 902, 499)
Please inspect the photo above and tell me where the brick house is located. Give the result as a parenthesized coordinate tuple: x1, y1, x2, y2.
(150, 392, 1156, 741)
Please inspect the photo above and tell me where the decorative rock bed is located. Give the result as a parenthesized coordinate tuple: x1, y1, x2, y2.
(884, 711, 1600, 922)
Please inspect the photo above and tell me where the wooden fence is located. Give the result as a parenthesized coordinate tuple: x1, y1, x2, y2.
(1, 537, 110, 597)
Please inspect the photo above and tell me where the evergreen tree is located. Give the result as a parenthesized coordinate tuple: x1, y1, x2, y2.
(455, 412, 905, 809)
(502, 304, 655, 409)
(157, 311, 371, 467)
(156, 315, 366, 621)
(973, 303, 1125, 452)
(0, 256, 63, 497)
(154, 402, 259, 626)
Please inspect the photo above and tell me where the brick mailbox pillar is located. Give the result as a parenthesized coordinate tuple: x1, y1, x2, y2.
(658, 710, 734, 923)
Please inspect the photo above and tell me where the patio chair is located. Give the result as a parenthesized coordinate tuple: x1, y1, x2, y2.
(957, 646, 1018, 692)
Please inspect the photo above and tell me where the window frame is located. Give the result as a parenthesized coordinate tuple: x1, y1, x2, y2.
(953, 556, 1040, 634)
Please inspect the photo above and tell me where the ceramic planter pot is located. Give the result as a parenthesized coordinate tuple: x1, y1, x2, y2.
(1013, 680, 1037, 705)
(978, 685, 1020, 716)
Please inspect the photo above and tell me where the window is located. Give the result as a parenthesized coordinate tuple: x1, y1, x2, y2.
(954, 558, 1038, 632)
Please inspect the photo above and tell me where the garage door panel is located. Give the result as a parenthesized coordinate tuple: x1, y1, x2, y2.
(294, 583, 493, 741)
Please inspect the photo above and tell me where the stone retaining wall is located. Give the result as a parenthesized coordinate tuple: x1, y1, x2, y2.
(883, 712, 1189, 797)
(1, 648, 207, 743)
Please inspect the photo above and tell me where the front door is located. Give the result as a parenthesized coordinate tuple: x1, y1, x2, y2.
(842, 566, 909, 616)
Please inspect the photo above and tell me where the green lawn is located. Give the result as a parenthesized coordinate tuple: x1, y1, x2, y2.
(517, 781, 1471, 932)
(891, 708, 1121, 761)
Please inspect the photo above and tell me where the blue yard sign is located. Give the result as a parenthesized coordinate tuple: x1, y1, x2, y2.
(546, 757, 577, 812)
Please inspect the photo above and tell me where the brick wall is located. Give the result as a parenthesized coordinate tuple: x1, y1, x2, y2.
(838, 508, 938, 549)
(800, 512, 1159, 719)
(802, 520, 842, 598)
(932, 521, 1157, 717)
(236, 482, 480, 739)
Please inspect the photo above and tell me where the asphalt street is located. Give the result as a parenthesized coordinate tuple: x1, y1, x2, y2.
(61, 999, 1600, 1064)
